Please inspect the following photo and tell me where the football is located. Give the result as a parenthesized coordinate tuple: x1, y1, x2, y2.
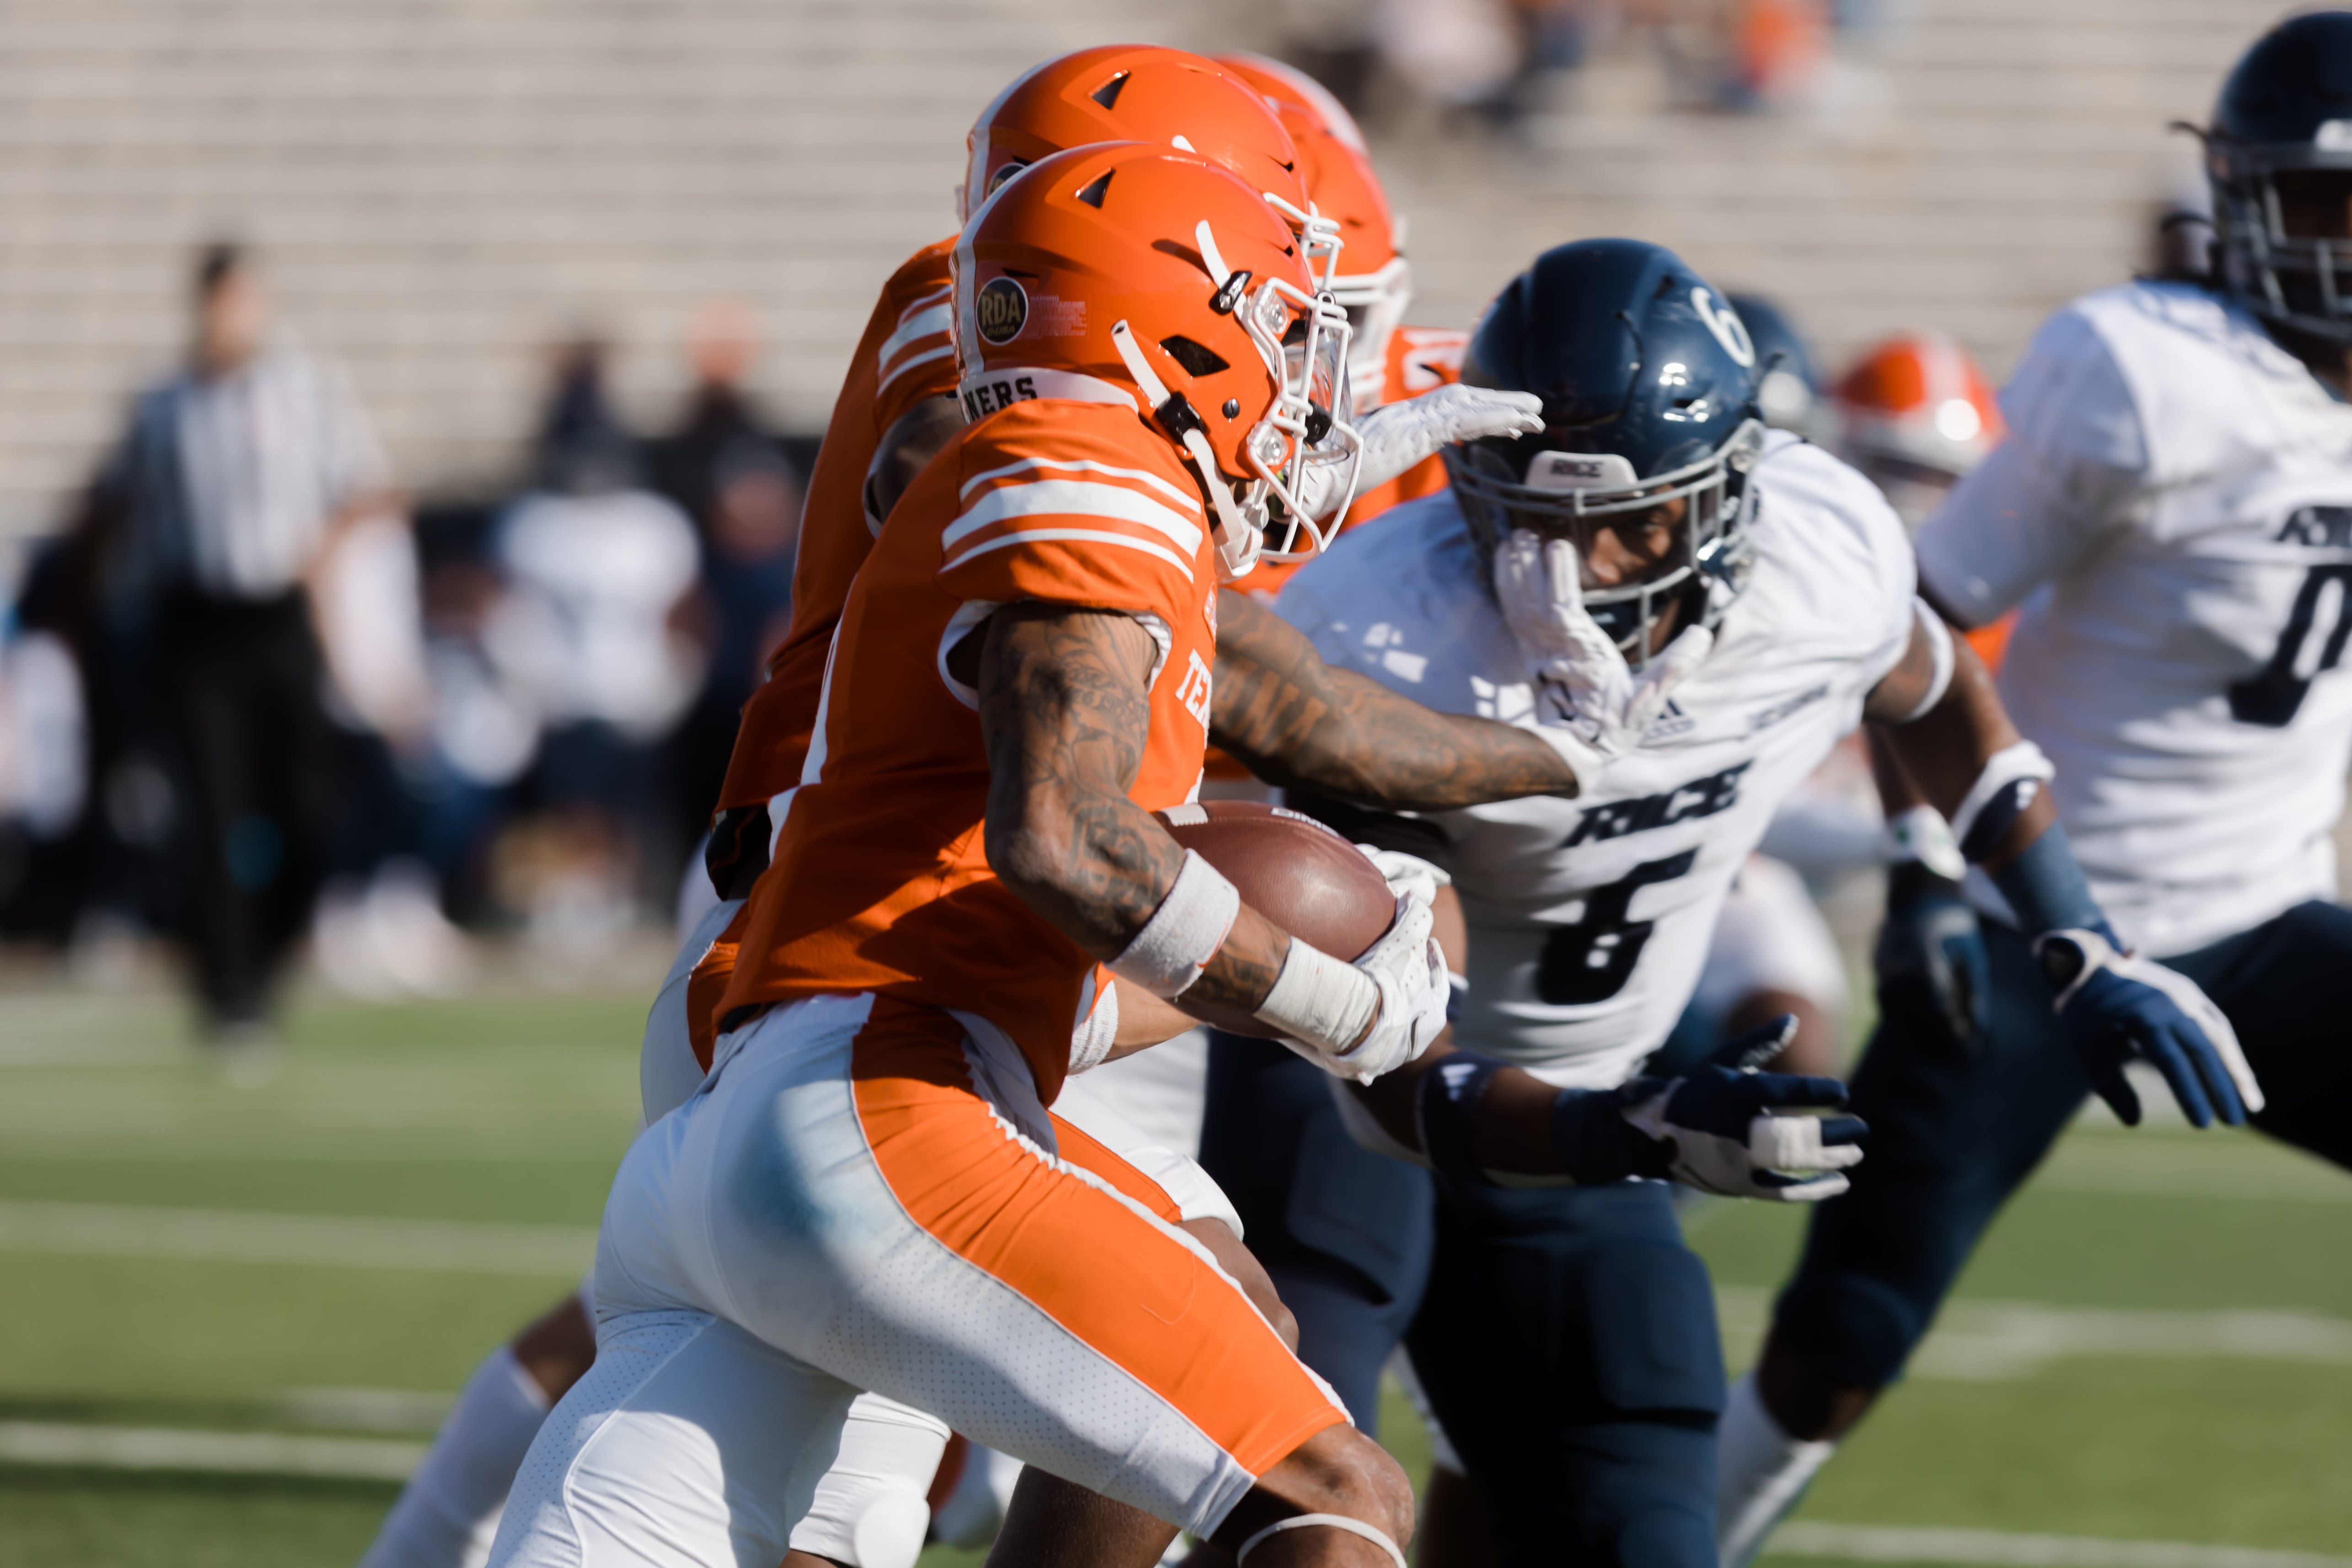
(1155, 800, 1396, 960)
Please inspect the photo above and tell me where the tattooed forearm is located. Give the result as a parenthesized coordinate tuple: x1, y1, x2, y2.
(977, 604, 1174, 952)
(1210, 591, 1579, 808)
(975, 603, 1291, 1028)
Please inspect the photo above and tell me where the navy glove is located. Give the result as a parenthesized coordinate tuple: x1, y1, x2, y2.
(2034, 929, 2263, 1129)
(1614, 1017, 1869, 1201)
(1875, 859, 1990, 1053)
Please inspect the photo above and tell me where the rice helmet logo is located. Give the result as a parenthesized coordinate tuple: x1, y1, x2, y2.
(1692, 287, 1755, 368)
(1525, 450, 1639, 491)
(976, 277, 1030, 346)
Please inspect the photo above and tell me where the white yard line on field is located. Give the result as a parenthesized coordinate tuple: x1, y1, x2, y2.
(1770, 1522, 2352, 1568)
(0, 1419, 2341, 1568)
(0, 1421, 423, 1481)
(0, 1199, 595, 1277)
(1714, 1288, 2352, 1381)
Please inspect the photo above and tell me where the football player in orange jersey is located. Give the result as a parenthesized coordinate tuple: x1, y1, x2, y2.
(489, 144, 1441, 1568)
(368, 48, 1558, 1568)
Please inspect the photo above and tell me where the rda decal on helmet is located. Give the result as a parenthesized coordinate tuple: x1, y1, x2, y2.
(976, 277, 1029, 345)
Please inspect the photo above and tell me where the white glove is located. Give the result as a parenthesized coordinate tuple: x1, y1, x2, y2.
(1355, 844, 1450, 912)
(1617, 1083, 1866, 1203)
(1611, 1019, 1867, 1201)
(1495, 530, 1713, 794)
(1262, 893, 1448, 1085)
(1295, 386, 1546, 521)
(2036, 927, 2265, 1123)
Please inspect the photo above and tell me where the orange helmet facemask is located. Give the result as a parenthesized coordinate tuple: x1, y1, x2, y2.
(956, 143, 1361, 581)
(962, 44, 1341, 290)
(1215, 53, 1411, 404)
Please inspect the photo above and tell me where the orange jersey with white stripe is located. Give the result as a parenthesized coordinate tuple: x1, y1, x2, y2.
(714, 239, 956, 816)
(718, 398, 1220, 1102)
(1243, 324, 1466, 600)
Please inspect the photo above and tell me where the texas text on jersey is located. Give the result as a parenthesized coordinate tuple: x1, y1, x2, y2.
(1922, 278, 2352, 957)
(1278, 430, 1915, 1088)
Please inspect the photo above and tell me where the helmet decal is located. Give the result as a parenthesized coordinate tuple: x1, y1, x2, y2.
(1693, 288, 1756, 368)
(975, 277, 1029, 346)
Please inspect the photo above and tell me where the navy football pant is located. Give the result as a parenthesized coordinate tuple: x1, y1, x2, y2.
(1409, 1179, 1724, 1568)
(1197, 1033, 1434, 1435)
(1776, 900, 2352, 1391)
(1201, 1035, 1723, 1568)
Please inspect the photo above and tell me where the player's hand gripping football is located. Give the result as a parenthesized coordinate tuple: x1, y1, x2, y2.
(2032, 928, 2263, 1128)
(1283, 887, 1450, 1086)
(1494, 530, 1712, 795)
(1614, 1017, 1868, 1201)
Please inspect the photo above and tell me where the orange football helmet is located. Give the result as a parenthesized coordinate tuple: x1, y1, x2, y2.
(956, 143, 1359, 579)
(961, 45, 1337, 283)
(1833, 331, 2004, 529)
(1215, 53, 1411, 403)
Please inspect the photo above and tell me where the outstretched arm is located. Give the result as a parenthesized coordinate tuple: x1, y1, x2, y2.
(1864, 610, 2260, 1127)
(1209, 589, 1580, 808)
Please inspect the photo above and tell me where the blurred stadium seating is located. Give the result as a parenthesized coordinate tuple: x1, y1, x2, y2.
(0, 0, 2285, 540)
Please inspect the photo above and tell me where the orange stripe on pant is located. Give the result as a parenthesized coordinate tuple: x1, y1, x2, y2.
(847, 999, 1343, 1485)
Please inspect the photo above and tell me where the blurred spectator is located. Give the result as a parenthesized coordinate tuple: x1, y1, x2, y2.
(649, 300, 778, 548)
(94, 242, 391, 1042)
(1720, 0, 1827, 111)
(648, 301, 802, 840)
(307, 504, 475, 1000)
(491, 384, 702, 940)
(1376, 0, 1524, 118)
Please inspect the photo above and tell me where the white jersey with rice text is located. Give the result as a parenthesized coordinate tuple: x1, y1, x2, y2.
(1276, 433, 1914, 1087)
(1920, 280, 2352, 957)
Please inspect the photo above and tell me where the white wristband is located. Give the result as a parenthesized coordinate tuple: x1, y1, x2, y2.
(1068, 977, 1118, 1074)
(1947, 739, 2056, 852)
(1109, 850, 1240, 998)
(1254, 937, 1380, 1056)
(1895, 598, 1955, 724)
(1883, 805, 1966, 881)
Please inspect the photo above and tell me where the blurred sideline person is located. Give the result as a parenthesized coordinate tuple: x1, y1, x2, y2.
(495, 426, 703, 938)
(358, 47, 1552, 1568)
(648, 300, 802, 845)
(1718, 16, 2352, 1561)
(96, 241, 392, 1045)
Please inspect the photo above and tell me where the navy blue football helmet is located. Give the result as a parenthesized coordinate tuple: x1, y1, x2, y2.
(1727, 292, 1822, 436)
(2207, 9, 2352, 346)
(1448, 238, 1765, 666)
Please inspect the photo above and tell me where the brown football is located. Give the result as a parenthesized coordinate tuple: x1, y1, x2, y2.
(1155, 800, 1395, 961)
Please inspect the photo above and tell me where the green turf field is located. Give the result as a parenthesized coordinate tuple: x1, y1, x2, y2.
(0, 984, 2345, 1566)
